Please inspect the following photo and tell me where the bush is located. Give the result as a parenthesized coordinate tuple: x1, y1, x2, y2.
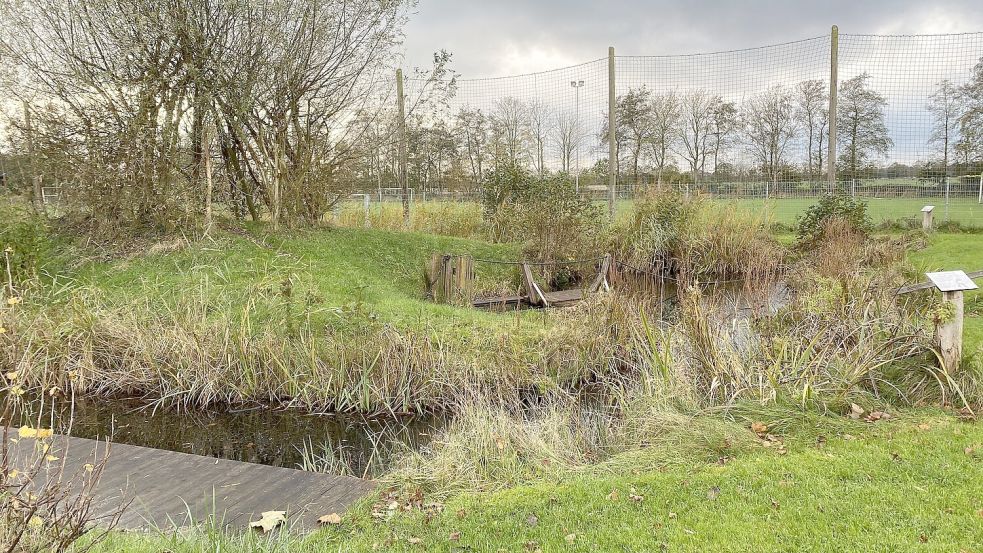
(796, 194, 873, 246)
(490, 172, 605, 266)
(612, 190, 784, 281)
(0, 208, 60, 284)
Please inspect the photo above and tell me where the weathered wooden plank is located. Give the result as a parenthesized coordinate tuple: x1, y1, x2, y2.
(8, 434, 375, 532)
(896, 270, 983, 295)
(521, 263, 549, 307)
(587, 254, 612, 294)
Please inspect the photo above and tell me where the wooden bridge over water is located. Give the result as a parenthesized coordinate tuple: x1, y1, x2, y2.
(9, 434, 374, 531)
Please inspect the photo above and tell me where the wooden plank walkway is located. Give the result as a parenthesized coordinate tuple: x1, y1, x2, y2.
(10, 434, 375, 531)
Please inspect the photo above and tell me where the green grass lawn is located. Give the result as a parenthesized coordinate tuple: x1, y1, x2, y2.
(69, 225, 528, 337)
(907, 233, 983, 355)
(608, 197, 983, 227)
(90, 410, 983, 552)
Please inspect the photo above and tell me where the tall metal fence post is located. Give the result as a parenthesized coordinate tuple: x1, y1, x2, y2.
(396, 69, 409, 227)
(607, 46, 617, 220)
(945, 176, 951, 222)
(827, 25, 838, 195)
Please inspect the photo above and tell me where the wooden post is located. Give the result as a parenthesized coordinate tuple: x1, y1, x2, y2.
(396, 69, 409, 228)
(363, 194, 371, 229)
(938, 290, 964, 372)
(607, 46, 617, 221)
(203, 118, 214, 234)
(827, 26, 838, 194)
(23, 101, 44, 215)
(427, 254, 473, 305)
(921, 205, 934, 232)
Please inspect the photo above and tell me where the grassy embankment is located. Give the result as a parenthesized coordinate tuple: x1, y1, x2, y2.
(89, 410, 983, 552)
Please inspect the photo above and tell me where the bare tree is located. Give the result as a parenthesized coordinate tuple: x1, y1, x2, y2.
(526, 100, 552, 176)
(795, 79, 829, 180)
(743, 85, 797, 192)
(678, 90, 721, 184)
(709, 101, 738, 178)
(1, 0, 412, 230)
(959, 57, 983, 163)
(648, 92, 680, 186)
(553, 111, 581, 173)
(928, 79, 963, 182)
(454, 107, 489, 188)
(491, 97, 528, 168)
(837, 73, 892, 181)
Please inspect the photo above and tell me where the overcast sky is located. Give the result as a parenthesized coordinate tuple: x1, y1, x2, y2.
(402, 0, 983, 77)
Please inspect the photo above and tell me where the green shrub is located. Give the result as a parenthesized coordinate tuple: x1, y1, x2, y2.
(796, 194, 873, 245)
(0, 209, 59, 284)
(490, 172, 605, 265)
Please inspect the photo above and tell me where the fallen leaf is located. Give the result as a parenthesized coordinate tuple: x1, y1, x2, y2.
(667, 512, 677, 519)
(607, 489, 619, 501)
(449, 532, 461, 541)
(751, 422, 768, 435)
(318, 513, 342, 525)
(17, 427, 53, 439)
(629, 487, 644, 503)
(4, 371, 17, 380)
(849, 403, 865, 420)
(407, 537, 423, 546)
(565, 533, 576, 545)
(249, 511, 286, 533)
(45, 455, 59, 462)
(526, 514, 539, 527)
(456, 508, 467, 519)
(917, 423, 931, 431)
(771, 498, 780, 510)
(707, 486, 720, 501)
(866, 411, 890, 422)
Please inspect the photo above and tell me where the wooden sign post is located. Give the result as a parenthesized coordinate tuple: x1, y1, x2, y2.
(921, 205, 934, 232)
(925, 271, 978, 372)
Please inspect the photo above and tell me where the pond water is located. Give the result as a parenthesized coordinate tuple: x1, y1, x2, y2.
(9, 394, 443, 478)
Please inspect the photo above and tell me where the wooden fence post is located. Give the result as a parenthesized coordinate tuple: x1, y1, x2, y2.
(827, 25, 838, 194)
(921, 205, 934, 232)
(427, 254, 474, 305)
(938, 290, 964, 372)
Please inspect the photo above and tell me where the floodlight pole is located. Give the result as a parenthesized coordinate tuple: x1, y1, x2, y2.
(827, 25, 838, 194)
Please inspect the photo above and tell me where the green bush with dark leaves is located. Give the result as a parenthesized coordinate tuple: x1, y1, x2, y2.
(796, 194, 873, 246)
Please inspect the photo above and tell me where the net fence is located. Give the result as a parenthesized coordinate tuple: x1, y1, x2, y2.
(349, 31, 983, 227)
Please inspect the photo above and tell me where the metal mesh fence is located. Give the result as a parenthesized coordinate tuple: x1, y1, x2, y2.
(353, 30, 983, 227)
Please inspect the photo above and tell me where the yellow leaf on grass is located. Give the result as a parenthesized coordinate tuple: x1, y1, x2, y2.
(750, 422, 768, 435)
(28, 516, 43, 528)
(3, 371, 16, 380)
(45, 455, 59, 462)
(7, 297, 22, 306)
(249, 511, 286, 533)
(83, 464, 94, 473)
(318, 513, 342, 525)
(18, 427, 53, 439)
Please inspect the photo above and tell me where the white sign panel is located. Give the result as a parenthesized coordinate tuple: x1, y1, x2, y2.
(925, 271, 979, 292)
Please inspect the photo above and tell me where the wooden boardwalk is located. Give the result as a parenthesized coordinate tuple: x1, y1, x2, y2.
(10, 434, 375, 531)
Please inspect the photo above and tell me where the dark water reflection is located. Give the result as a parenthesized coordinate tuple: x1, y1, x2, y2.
(10, 395, 444, 478)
